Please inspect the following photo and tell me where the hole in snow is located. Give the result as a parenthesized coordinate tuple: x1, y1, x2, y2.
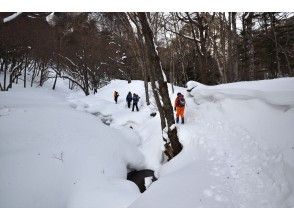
(127, 169, 157, 193)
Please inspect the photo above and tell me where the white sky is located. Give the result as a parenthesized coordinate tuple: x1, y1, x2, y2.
(1, 0, 294, 12)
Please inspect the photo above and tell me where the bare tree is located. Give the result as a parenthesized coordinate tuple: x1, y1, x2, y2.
(138, 12, 182, 160)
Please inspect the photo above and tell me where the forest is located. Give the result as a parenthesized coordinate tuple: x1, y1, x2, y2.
(1, 12, 293, 94)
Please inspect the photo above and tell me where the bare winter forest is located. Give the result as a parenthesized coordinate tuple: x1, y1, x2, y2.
(1, 12, 293, 94)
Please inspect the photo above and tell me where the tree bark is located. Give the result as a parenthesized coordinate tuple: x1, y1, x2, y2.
(219, 12, 228, 83)
(24, 57, 27, 88)
(3, 63, 7, 90)
(270, 13, 281, 75)
(242, 12, 255, 80)
(138, 12, 182, 160)
(231, 12, 239, 81)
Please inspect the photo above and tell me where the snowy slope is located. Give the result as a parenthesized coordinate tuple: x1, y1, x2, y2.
(0, 83, 144, 207)
(130, 78, 294, 207)
(62, 77, 294, 207)
(1, 77, 294, 207)
(67, 80, 165, 172)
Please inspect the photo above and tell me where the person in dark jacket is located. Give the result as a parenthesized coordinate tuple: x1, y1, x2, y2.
(113, 90, 119, 104)
(126, 92, 132, 108)
(132, 93, 140, 112)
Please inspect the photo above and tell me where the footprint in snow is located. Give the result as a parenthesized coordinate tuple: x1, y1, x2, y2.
(0, 107, 10, 116)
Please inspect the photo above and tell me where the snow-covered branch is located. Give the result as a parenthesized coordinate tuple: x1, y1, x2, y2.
(3, 12, 22, 23)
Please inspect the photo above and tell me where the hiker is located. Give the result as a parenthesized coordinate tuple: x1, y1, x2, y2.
(132, 93, 140, 112)
(126, 92, 132, 108)
(174, 92, 186, 124)
(113, 91, 119, 104)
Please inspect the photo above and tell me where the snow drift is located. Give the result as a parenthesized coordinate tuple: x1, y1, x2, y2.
(130, 78, 294, 207)
(1, 77, 294, 207)
(0, 85, 144, 207)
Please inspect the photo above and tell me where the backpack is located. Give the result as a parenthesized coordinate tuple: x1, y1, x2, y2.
(133, 94, 139, 103)
(177, 96, 185, 107)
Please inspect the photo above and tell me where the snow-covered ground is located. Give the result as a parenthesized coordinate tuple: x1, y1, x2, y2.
(1, 77, 294, 207)
(0, 81, 144, 207)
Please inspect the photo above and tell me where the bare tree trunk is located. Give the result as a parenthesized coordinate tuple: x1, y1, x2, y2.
(143, 68, 150, 106)
(172, 55, 175, 91)
(3, 63, 7, 90)
(242, 12, 255, 80)
(181, 62, 187, 84)
(281, 49, 292, 76)
(8, 70, 13, 89)
(247, 13, 255, 80)
(83, 69, 90, 96)
(231, 12, 239, 81)
(169, 52, 175, 93)
(24, 57, 27, 88)
(212, 26, 224, 82)
(52, 72, 58, 90)
(123, 13, 150, 105)
(141, 41, 151, 106)
(270, 13, 281, 75)
(39, 63, 46, 87)
(219, 12, 228, 83)
(138, 12, 182, 160)
(31, 61, 37, 87)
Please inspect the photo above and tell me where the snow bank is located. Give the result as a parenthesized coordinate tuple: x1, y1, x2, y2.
(131, 78, 294, 207)
(66, 79, 164, 172)
(1, 77, 294, 208)
(187, 77, 294, 107)
(0, 85, 144, 207)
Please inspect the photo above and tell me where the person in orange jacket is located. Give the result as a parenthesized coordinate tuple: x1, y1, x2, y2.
(174, 92, 186, 124)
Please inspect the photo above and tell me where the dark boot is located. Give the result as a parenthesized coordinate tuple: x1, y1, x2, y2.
(176, 117, 179, 123)
(182, 117, 184, 124)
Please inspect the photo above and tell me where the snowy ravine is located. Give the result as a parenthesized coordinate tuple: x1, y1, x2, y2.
(0, 83, 145, 207)
(1, 77, 294, 207)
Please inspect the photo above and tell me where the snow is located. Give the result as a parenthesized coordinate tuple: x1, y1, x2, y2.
(1, 76, 294, 207)
(170, 124, 176, 131)
(3, 12, 22, 23)
(46, 13, 56, 26)
(130, 77, 294, 207)
(0, 82, 144, 207)
(67, 79, 164, 172)
(144, 177, 153, 189)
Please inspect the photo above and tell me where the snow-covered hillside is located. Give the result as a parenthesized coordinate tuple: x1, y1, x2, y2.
(0, 83, 144, 207)
(131, 78, 294, 207)
(1, 77, 294, 207)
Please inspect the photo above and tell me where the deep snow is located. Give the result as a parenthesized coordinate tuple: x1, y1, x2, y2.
(0, 82, 144, 207)
(1, 77, 294, 207)
(131, 78, 294, 207)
